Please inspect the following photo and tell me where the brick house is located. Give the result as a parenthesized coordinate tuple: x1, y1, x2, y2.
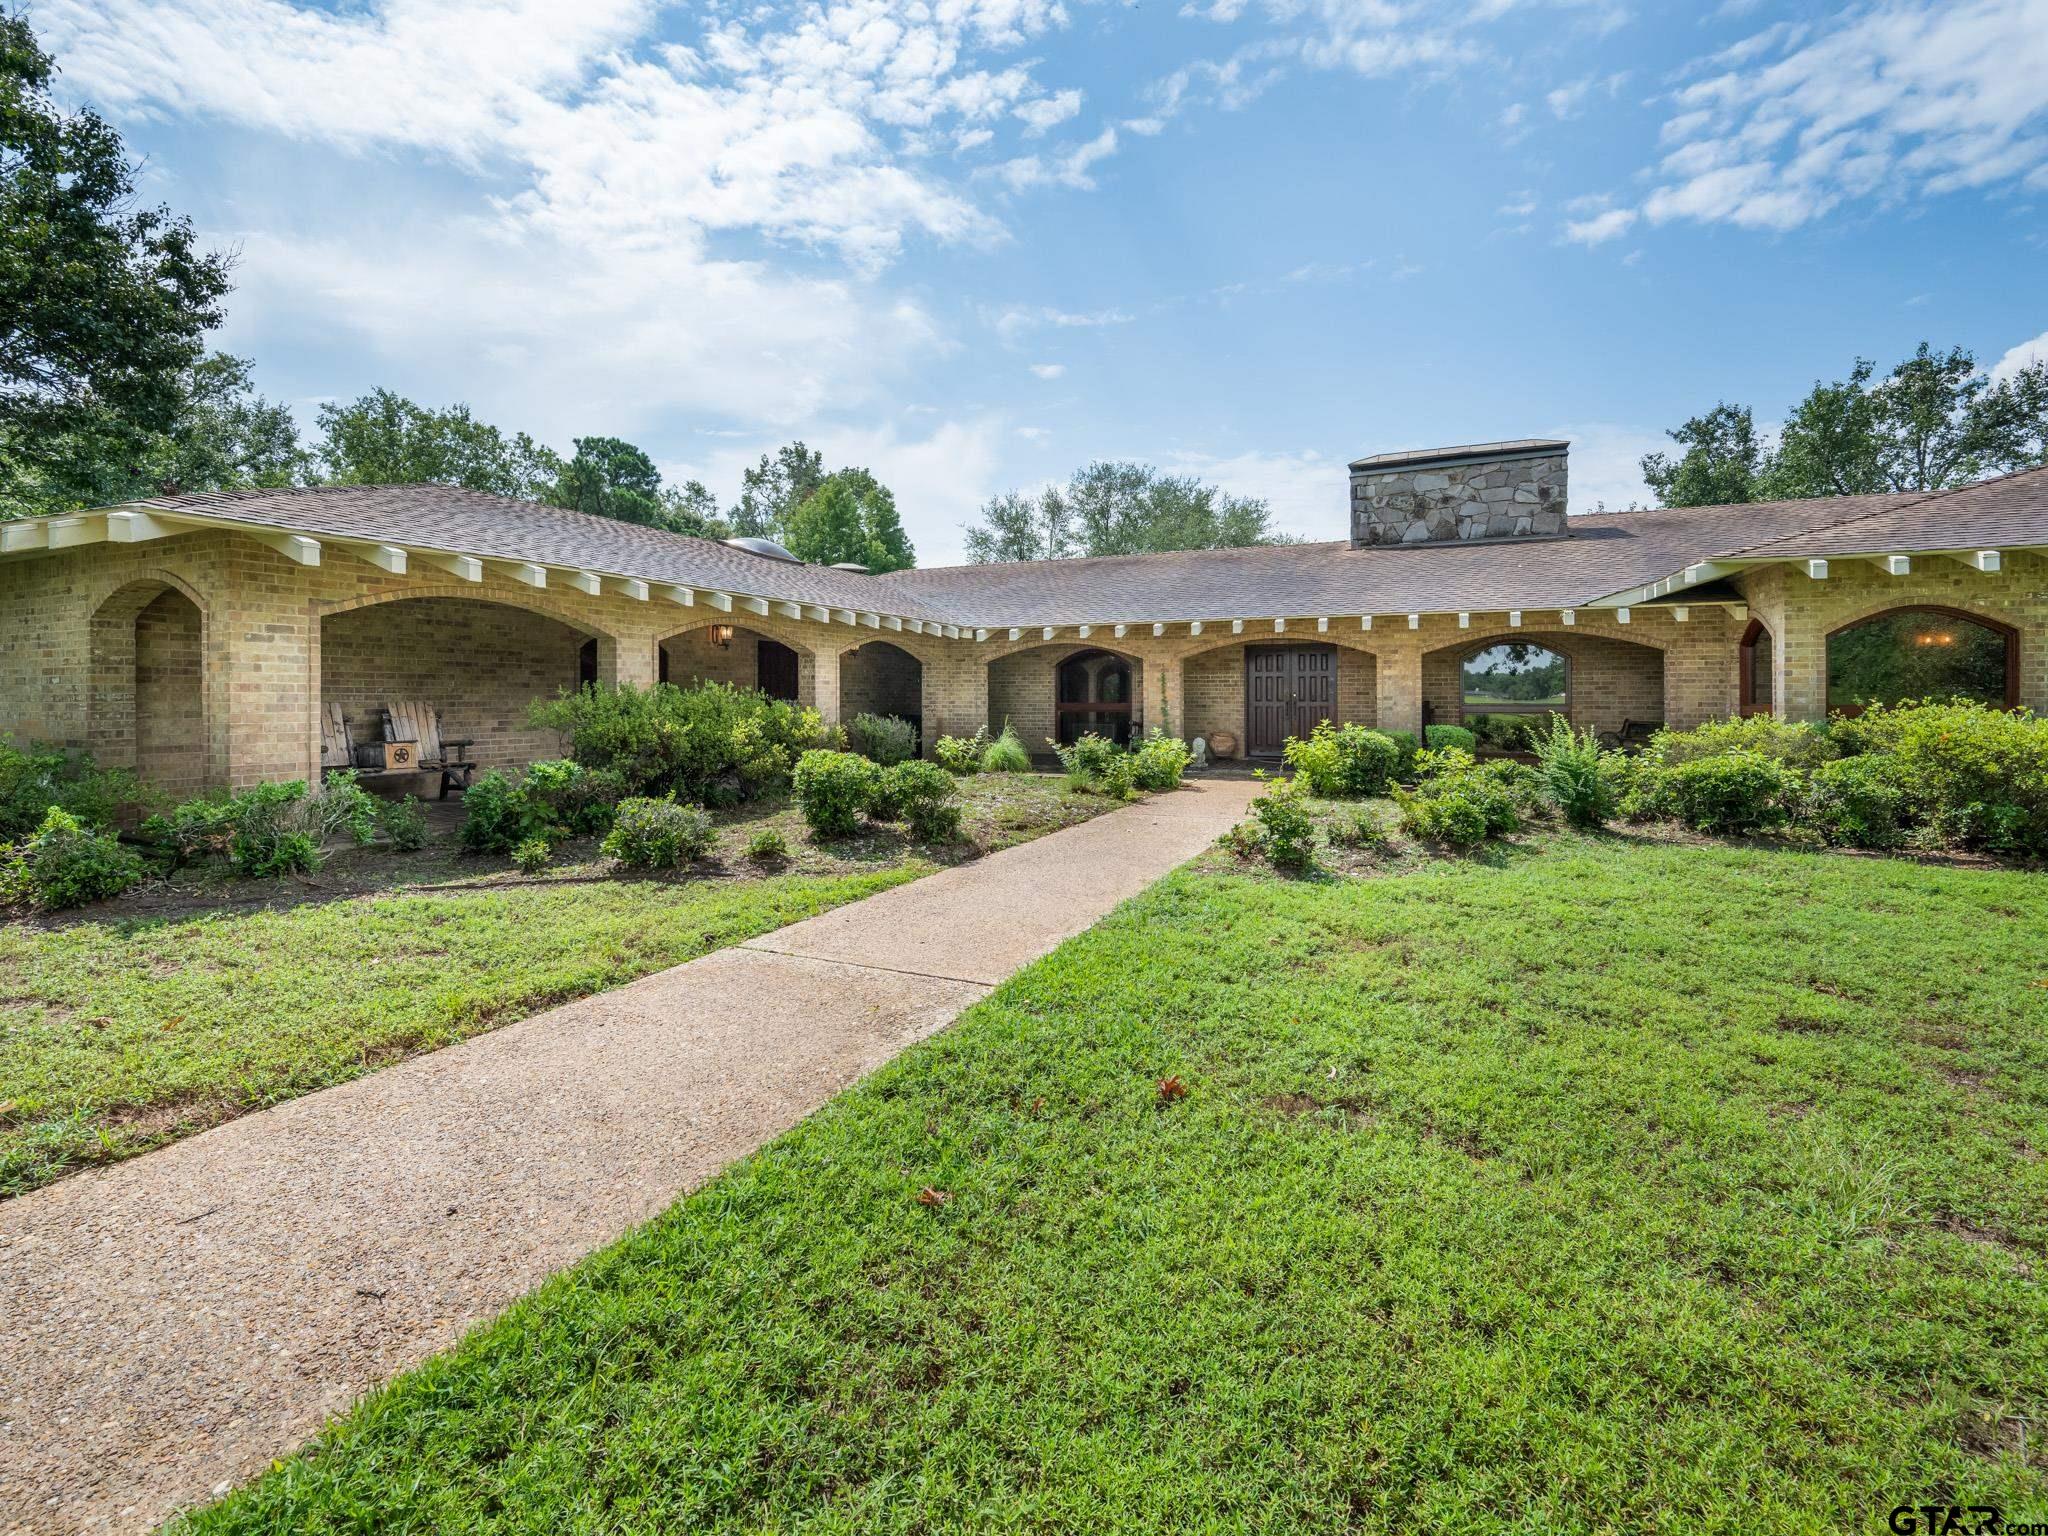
(2, 439, 2043, 794)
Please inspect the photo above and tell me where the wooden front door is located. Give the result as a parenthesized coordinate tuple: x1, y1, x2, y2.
(1245, 646, 1337, 756)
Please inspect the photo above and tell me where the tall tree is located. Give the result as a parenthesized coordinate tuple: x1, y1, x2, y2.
(313, 390, 560, 498)
(1869, 342, 2013, 491)
(1761, 360, 1888, 501)
(733, 441, 824, 539)
(1639, 404, 1768, 508)
(783, 467, 915, 571)
(548, 435, 732, 537)
(966, 462, 1287, 562)
(0, 12, 234, 513)
(2001, 359, 2048, 471)
(662, 477, 728, 539)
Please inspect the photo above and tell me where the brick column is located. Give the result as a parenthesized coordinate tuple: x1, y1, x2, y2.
(1374, 641, 1423, 737)
(925, 650, 986, 749)
(809, 644, 842, 727)
(1151, 656, 1187, 739)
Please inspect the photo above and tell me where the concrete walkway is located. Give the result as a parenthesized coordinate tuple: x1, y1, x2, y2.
(0, 778, 1258, 1535)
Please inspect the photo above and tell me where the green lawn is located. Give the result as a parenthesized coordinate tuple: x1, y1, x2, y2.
(185, 835, 2048, 1533)
(0, 774, 1107, 1196)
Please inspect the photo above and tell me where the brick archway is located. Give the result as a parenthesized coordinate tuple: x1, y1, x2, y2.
(88, 574, 219, 795)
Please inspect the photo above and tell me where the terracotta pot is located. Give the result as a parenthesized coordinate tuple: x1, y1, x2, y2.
(1208, 730, 1239, 759)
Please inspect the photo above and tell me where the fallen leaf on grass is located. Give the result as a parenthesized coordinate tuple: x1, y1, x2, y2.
(1157, 1076, 1188, 1104)
(917, 1187, 952, 1207)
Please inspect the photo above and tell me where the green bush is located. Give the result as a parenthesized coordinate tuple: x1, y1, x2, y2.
(1393, 784, 1489, 848)
(1650, 715, 1836, 771)
(1399, 750, 1521, 842)
(883, 760, 964, 842)
(229, 781, 323, 877)
(1246, 774, 1318, 870)
(1808, 754, 1908, 849)
(792, 750, 881, 837)
(311, 771, 380, 847)
(1281, 722, 1400, 798)
(530, 682, 820, 806)
(848, 713, 919, 767)
(4, 806, 146, 911)
(1837, 700, 2048, 854)
(1646, 752, 1798, 836)
(601, 797, 715, 869)
(378, 796, 429, 852)
(1533, 715, 1617, 829)
(1378, 729, 1420, 781)
(1466, 713, 1541, 752)
(513, 836, 552, 874)
(1131, 730, 1193, 791)
(933, 728, 989, 775)
(744, 827, 790, 862)
(1423, 724, 1477, 755)
(1053, 732, 1124, 792)
(981, 724, 1031, 774)
(1326, 807, 1394, 850)
(0, 738, 144, 840)
(522, 758, 625, 838)
(458, 769, 540, 855)
(140, 796, 237, 869)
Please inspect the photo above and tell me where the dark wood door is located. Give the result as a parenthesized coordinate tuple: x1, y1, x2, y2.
(757, 639, 799, 701)
(1245, 646, 1337, 756)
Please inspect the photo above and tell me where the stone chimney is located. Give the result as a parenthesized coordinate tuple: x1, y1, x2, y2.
(1348, 439, 1569, 547)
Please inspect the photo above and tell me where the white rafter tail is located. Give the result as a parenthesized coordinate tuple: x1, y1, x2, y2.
(702, 590, 734, 612)
(1006, 627, 1021, 642)
(1406, 613, 1420, 630)
(1673, 606, 1690, 622)
(1805, 558, 1829, 580)
(1560, 608, 1576, 626)
(565, 569, 602, 596)
(736, 595, 769, 616)
(834, 608, 856, 625)
(974, 628, 989, 642)
(1112, 623, 1128, 639)
(1230, 619, 1244, 635)
(494, 561, 547, 589)
(46, 515, 106, 549)
(1730, 604, 1749, 622)
(1271, 617, 1285, 633)
(1952, 549, 2002, 573)
(664, 584, 695, 606)
(1077, 624, 1092, 638)
(1316, 616, 1329, 633)
(1616, 607, 1631, 624)
(349, 542, 407, 574)
(1152, 622, 1166, 637)
(250, 530, 321, 567)
(803, 604, 828, 624)
(1507, 609, 1521, 628)
(609, 577, 648, 601)
(861, 611, 881, 629)
(1457, 611, 1470, 629)
(773, 600, 801, 620)
(881, 614, 903, 631)
(105, 510, 175, 544)
(1870, 554, 1911, 576)
(1359, 615, 1372, 631)
(1189, 620, 1204, 636)
(1, 519, 50, 553)
(1040, 625, 1056, 641)
(427, 552, 483, 583)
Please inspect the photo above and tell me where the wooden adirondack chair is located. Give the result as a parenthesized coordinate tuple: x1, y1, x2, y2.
(319, 702, 355, 775)
(380, 701, 477, 799)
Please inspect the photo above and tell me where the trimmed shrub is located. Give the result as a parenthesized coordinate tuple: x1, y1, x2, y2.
(1053, 732, 1125, 792)
(458, 770, 540, 855)
(1837, 700, 2048, 854)
(378, 796, 429, 852)
(4, 807, 145, 911)
(601, 797, 715, 869)
(1131, 731, 1193, 791)
(513, 836, 553, 874)
(1533, 715, 1617, 829)
(229, 781, 322, 877)
(849, 713, 919, 767)
(1326, 807, 1394, 850)
(1650, 715, 1835, 771)
(1282, 722, 1401, 798)
(744, 827, 790, 863)
(1808, 754, 1908, 849)
(1423, 724, 1477, 756)
(1378, 729, 1420, 781)
(884, 760, 964, 842)
(1247, 774, 1318, 870)
(1393, 785, 1489, 848)
(1400, 749, 1521, 841)
(933, 728, 989, 776)
(793, 750, 881, 837)
(530, 682, 820, 806)
(522, 758, 625, 838)
(1467, 713, 1540, 752)
(981, 724, 1031, 774)
(1647, 751, 1798, 836)
(0, 739, 144, 841)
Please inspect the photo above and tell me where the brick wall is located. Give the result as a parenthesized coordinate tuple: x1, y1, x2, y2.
(987, 645, 1148, 751)
(840, 641, 923, 723)
(134, 589, 206, 797)
(660, 626, 763, 691)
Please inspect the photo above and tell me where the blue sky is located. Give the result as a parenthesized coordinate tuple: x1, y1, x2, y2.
(37, 0, 2048, 562)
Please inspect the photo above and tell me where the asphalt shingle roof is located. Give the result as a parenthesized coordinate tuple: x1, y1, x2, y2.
(101, 467, 2048, 629)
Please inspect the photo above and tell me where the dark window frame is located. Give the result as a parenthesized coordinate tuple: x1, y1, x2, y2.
(1457, 638, 1571, 719)
(1823, 604, 2019, 713)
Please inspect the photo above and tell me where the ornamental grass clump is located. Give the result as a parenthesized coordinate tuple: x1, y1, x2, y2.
(980, 724, 1031, 774)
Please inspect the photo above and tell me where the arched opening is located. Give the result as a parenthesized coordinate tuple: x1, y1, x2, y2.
(321, 596, 598, 781)
(839, 641, 924, 745)
(660, 625, 805, 702)
(88, 580, 210, 797)
(1056, 648, 1135, 745)
(1423, 632, 1662, 745)
(1739, 619, 1774, 717)
(1825, 606, 2018, 714)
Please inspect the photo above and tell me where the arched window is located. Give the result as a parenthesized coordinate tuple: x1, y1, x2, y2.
(1739, 619, 1773, 717)
(1826, 606, 2017, 714)
(1055, 650, 1134, 744)
(1461, 642, 1568, 714)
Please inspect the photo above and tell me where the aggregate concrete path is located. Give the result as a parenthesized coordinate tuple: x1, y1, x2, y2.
(0, 777, 1259, 1535)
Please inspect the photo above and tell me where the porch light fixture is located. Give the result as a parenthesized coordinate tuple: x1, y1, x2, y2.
(708, 623, 735, 649)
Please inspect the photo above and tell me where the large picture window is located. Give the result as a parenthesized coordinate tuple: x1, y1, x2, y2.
(1461, 642, 1568, 714)
(1826, 607, 2016, 714)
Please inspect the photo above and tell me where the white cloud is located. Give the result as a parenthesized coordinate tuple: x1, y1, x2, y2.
(1992, 328, 2048, 381)
(994, 125, 1120, 189)
(1573, 0, 2048, 244)
(1015, 425, 1052, 441)
(1498, 191, 1539, 217)
(989, 304, 1135, 342)
(1029, 362, 1067, 378)
(1545, 71, 1628, 120)
(1562, 207, 1638, 245)
(1014, 88, 1084, 135)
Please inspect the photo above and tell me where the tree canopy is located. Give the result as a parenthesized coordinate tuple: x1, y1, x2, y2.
(1, 12, 235, 514)
(734, 442, 824, 540)
(965, 462, 1289, 563)
(1643, 343, 2048, 509)
(783, 468, 915, 571)
(312, 390, 560, 499)
(546, 435, 728, 537)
